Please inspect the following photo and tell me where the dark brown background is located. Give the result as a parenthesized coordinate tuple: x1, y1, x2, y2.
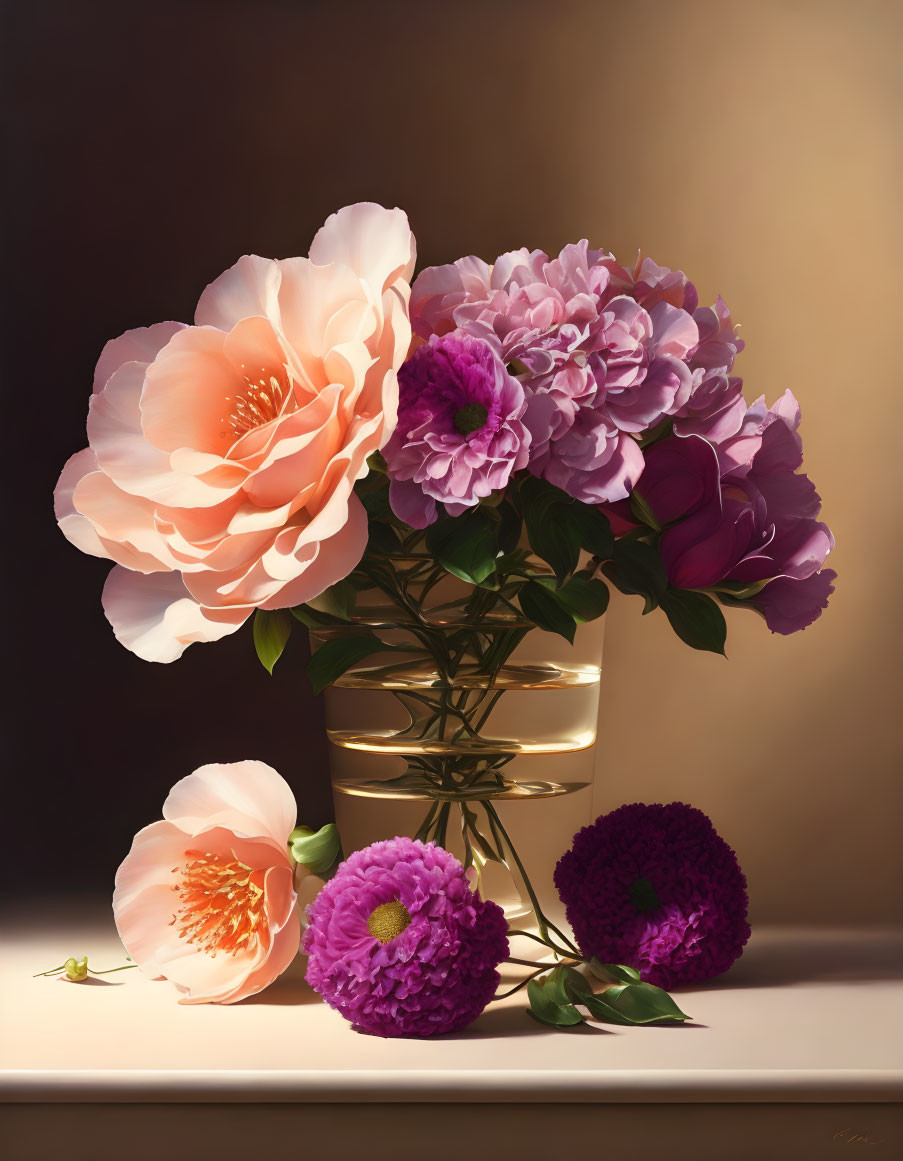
(3, 0, 901, 917)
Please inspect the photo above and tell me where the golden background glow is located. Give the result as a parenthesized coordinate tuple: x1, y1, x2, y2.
(8, 0, 900, 921)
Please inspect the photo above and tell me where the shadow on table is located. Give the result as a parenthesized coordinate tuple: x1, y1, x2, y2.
(237, 958, 321, 1006)
(696, 929, 903, 992)
(447, 1004, 573, 1039)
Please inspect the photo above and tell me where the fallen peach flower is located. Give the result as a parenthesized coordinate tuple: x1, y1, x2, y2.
(113, 761, 299, 1004)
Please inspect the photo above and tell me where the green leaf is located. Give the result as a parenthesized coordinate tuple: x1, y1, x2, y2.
(307, 578, 357, 621)
(290, 604, 348, 629)
(602, 540, 668, 611)
(307, 633, 392, 694)
(553, 576, 610, 623)
(660, 588, 728, 655)
(593, 981, 691, 1025)
(366, 521, 402, 556)
(288, 823, 342, 873)
(588, 960, 642, 984)
(496, 499, 523, 555)
(527, 968, 585, 1028)
(520, 477, 581, 584)
(571, 504, 615, 560)
(629, 490, 662, 532)
(518, 581, 577, 643)
(252, 609, 292, 675)
(563, 967, 690, 1026)
(425, 510, 498, 585)
(707, 577, 772, 600)
(356, 465, 392, 518)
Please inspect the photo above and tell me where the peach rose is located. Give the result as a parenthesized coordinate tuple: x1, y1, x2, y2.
(55, 203, 416, 661)
(113, 760, 299, 1004)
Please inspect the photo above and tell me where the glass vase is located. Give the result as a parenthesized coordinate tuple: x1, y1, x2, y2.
(313, 577, 604, 922)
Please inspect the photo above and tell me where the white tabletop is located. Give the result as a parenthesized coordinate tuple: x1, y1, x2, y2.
(2, 903, 901, 1105)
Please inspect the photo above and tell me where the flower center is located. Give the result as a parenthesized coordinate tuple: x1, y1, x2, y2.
(367, 899, 411, 944)
(222, 367, 288, 439)
(453, 402, 488, 436)
(630, 877, 661, 913)
(170, 850, 266, 957)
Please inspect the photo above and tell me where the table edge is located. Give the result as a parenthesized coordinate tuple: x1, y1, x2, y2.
(2, 1069, 901, 1104)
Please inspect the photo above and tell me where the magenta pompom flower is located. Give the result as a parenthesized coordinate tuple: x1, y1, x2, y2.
(555, 802, 750, 989)
(384, 332, 530, 528)
(304, 837, 509, 1038)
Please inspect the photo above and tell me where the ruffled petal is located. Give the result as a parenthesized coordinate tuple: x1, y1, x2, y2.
(93, 321, 185, 394)
(162, 760, 297, 848)
(195, 254, 283, 331)
(55, 449, 112, 560)
(102, 567, 249, 662)
(309, 202, 416, 294)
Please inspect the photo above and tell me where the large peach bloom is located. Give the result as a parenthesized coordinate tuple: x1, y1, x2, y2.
(55, 203, 416, 661)
(113, 761, 299, 1004)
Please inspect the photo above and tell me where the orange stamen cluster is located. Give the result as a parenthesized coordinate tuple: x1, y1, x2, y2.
(221, 366, 288, 439)
(170, 850, 267, 957)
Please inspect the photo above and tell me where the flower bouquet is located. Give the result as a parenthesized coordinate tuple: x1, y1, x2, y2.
(52, 202, 834, 1034)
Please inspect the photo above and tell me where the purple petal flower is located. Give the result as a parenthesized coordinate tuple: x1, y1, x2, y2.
(383, 332, 530, 527)
(304, 838, 508, 1038)
(554, 802, 750, 989)
(646, 396, 835, 626)
(752, 569, 837, 634)
(635, 433, 720, 527)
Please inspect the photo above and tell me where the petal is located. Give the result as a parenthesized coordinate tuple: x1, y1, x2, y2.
(113, 820, 195, 980)
(102, 567, 249, 662)
(55, 449, 112, 560)
(752, 468, 822, 521)
(162, 760, 297, 847)
(89, 359, 246, 509)
(649, 301, 699, 359)
(309, 203, 416, 294)
(637, 434, 720, 525)
(270, 257, 373, 389)
(661, 501, 755, 588)
(140, 326, 242, 456)
(257, 494, 369, 608)
(755, 570, 837, 634)
(71, 477, 173, 571)
(195, 254, 283, 331)
(93, 321, 186, 393)
(389, 478, 438, 528)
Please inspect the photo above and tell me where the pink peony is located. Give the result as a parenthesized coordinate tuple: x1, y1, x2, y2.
(410, 242, 740, 506)
(113, 761, 299, 1004)
(55, 203, 416, 661)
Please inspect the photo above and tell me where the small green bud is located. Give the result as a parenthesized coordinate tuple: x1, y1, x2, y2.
(64, 957, 89, 981)
(289, 822, 342, 874)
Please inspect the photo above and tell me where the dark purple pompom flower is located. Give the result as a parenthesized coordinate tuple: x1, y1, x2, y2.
(555, 802, 750, 989)
(304, 837, 509, 1037)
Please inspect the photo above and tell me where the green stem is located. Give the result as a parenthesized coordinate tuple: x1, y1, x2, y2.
(484, 801, 580, 955)
(493, 966, 549, 1002)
